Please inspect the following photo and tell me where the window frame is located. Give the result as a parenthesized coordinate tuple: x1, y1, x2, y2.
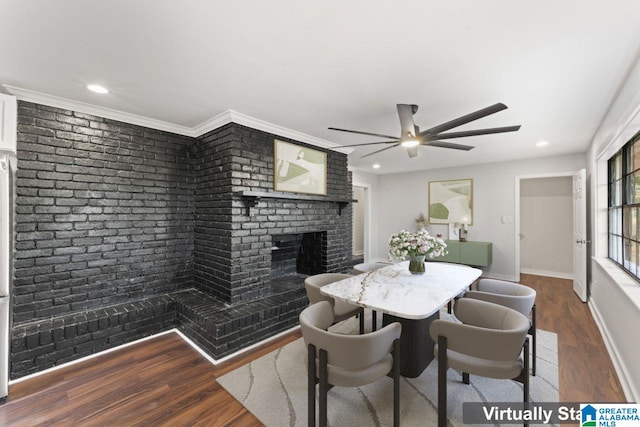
(608, 130, 640, 280)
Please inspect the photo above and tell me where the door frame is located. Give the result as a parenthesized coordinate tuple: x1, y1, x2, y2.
(514, 171, 576, 283)
(352, 182, 372, 262)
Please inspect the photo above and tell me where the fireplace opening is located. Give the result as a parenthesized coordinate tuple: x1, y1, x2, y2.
(269, 231, 326, 292)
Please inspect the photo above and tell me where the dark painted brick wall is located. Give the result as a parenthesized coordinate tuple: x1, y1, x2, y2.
(10, 101, 351, 378)
(13, 101, 195, 322)
(192, 125, 235, 301)
(11, 101, 195, 378)
(193, 124, 352, 303)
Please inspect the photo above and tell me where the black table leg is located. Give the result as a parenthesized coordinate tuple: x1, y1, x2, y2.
(382, 311, 439, 378)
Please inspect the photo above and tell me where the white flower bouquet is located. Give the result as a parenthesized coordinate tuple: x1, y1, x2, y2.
(388, 229, 447, 260)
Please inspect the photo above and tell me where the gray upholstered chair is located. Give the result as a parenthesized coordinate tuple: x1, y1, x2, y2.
(352, 262, 390, 274)
(463, 278, 537, 375)
(351, 262, 390, 331)
(305, 273, 365, 334)
(430, 298, 531, 427)
(300, 301, 402, 427)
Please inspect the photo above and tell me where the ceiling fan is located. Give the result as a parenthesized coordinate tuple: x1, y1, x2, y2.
(329, 103, 521, 158)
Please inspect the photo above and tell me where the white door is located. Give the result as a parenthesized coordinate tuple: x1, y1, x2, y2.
(573, 169, 587, 302)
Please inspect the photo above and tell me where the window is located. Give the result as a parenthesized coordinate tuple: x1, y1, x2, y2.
(608, 130, 640, 279)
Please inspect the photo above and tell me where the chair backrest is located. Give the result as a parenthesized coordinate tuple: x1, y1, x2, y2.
(452, 298, 530, 360)
(467, 278, 536, 317)
(304, 273, 353, 305)
(299, 301, 401, 371)
(430, 298, 529, 362)
(352, 262, 389, 274)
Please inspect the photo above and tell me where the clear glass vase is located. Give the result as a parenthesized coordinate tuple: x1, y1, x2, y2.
(408, 254, 426, 275)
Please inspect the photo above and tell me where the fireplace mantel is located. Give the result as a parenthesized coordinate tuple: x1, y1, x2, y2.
(238, 190, 354, 215)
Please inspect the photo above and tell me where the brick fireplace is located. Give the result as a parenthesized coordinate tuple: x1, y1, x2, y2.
(182, 123, 353, 357)
(192, 123, 353, 304)
(11, 102, 353, 379)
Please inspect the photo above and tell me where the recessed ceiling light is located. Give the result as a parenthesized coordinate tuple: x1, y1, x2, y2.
(372, 164, 381, 169)
(536, 140, 549, 147)
(87, 84, 109, 94)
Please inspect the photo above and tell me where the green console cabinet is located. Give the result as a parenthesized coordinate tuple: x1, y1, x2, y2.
(434, 241, 460, 264)
(431, 240, 492, 267)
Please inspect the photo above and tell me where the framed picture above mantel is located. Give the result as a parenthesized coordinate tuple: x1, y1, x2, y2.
(428, 178, 473, 224)
(273, 139, 327, 195)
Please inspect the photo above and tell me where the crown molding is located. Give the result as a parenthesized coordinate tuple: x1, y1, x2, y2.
(3, 85, 195, 136)
(2, 85, 352, 153)
(193, 109, 351, 154)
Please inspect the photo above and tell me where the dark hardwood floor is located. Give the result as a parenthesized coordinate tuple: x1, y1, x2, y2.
(0, 275, 626, 426)
(519, 274, 625, 403)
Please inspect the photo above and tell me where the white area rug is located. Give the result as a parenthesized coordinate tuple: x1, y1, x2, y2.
(218, 311, 559, 427)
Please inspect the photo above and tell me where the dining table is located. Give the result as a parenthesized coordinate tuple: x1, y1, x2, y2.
(320, 261, 482, 378)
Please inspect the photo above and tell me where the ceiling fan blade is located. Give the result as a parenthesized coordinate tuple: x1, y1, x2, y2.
(333, 140, 399, 148)
(360, 143, 401, 158)
(423, 140, 475, 151)
(397, 104, 418, 138)
(420, 103, 508, 136)
(328, 127, 399, 140)
(432, 125, 521, 140)
(407, 145, 419, 158)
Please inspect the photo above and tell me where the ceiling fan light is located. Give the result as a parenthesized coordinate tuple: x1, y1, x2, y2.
(401, 139, 419, 148)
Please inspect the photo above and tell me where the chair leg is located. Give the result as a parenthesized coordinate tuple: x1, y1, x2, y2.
(372, 310, 377, 332)
(319, 349, 329, 427)
(392, 339, 400, 427)
(523, 337, 530, 403)
(531, 304, 537, 376)
(462, 372, 470, 384)
(308, 344, 316, 427)
(523, 337, 530, 427)
(438, 335, 448, 427)
(359, 308, 365, 334)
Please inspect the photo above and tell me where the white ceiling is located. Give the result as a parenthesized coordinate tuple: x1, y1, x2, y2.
(2, 1, 640, 174)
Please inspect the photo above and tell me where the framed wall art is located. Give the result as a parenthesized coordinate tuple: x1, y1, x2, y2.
(428, 178, 473, 224)
(274, 139, 327, 195)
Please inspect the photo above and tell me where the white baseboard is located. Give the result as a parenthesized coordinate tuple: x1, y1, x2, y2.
(483, 272, 518, 282)
(589, 300, 638, 402)
(175, 325, 300, 366)
(10, 325, 301, 385)
(10, 329, 179, 384)
(520, 268, 573, 280)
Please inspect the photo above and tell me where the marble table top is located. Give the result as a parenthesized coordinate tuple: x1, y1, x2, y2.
(321, 261, 482, 320)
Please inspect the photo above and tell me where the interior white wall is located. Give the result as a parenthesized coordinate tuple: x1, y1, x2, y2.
(370, 153, 586, 280)
(351, 170, 380, 263)
(520, 177, 573, 279)
(586, 54, 640, 402)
